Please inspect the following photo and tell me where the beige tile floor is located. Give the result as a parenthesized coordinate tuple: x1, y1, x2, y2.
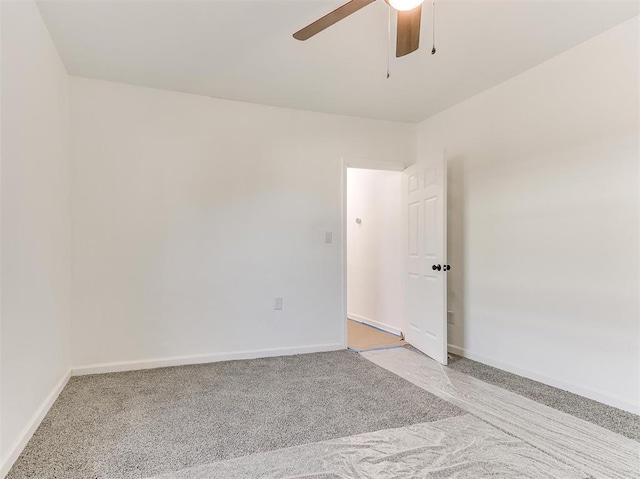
(346, 319, 405, 351)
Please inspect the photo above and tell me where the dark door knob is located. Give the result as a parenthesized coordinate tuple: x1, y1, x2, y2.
(444, 265, 451, 271)
(432, 264, 441, 271)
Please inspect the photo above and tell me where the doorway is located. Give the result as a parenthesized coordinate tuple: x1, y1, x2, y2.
(343, 157, 448, 363)
(345, 167, 406, 352)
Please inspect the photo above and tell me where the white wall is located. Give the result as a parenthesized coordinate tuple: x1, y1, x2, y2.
(347, 168, 403, 335)
(69, 77, 415, 370)
(0, 0, 71, 474)
(418, 17, 639, 412)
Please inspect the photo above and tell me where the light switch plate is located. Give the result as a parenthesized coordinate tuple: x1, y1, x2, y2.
(324, 231, 333, 244)
(274, 297, 283, 310)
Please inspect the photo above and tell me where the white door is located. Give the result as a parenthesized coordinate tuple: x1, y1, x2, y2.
(402, 156, 447, 364)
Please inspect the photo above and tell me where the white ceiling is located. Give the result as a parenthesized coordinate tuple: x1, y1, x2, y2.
(37, 0, 638, 122)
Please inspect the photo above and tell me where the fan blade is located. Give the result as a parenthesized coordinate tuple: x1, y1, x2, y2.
(396, 4, 422, 57)
(293, 0, 377, 41)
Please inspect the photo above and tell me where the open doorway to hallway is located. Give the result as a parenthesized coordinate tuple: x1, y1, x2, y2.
(346, 167, 406, 352)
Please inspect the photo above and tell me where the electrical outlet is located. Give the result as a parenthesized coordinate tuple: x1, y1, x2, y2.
(324, 231, 333, 244)
(447, 311, 455, 324)
(274, 297, 283, 310)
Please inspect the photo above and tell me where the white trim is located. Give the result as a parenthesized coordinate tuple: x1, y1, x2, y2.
(345, 159, 407, 172)
(0, 371, 71, 478)
(340, 157, 348, 350)
(347, 314, 403, 337)
(447, 344, 639, 415)
(72, 343, 344, 376)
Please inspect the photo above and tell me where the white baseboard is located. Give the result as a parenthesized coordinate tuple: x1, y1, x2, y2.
(447, 344, 639, 415)
(347, 314, 403, 337)
(72, 343, 345, 376)
(0, 371, 71, 479)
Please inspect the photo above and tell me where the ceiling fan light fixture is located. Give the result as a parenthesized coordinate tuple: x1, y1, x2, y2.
(388, 0, 424, 12)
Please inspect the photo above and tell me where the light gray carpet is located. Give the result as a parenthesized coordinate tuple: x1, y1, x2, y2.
(8, 350, 463, 479)
(446, 353, 640, 441)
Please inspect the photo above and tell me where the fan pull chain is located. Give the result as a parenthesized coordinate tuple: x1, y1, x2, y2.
(431, 0, 436, 55)
(387, 4, 391, 78)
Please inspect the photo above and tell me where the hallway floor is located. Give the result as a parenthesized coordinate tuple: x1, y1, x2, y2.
(346, 319, 406, 352)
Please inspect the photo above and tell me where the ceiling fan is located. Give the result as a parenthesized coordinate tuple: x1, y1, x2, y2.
(293, 0, 427, 58)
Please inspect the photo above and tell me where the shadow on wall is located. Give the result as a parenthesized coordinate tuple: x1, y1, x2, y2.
(447, 155, 466, 351)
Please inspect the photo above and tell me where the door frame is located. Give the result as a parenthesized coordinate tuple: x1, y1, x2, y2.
(340, 158, 410, 350)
